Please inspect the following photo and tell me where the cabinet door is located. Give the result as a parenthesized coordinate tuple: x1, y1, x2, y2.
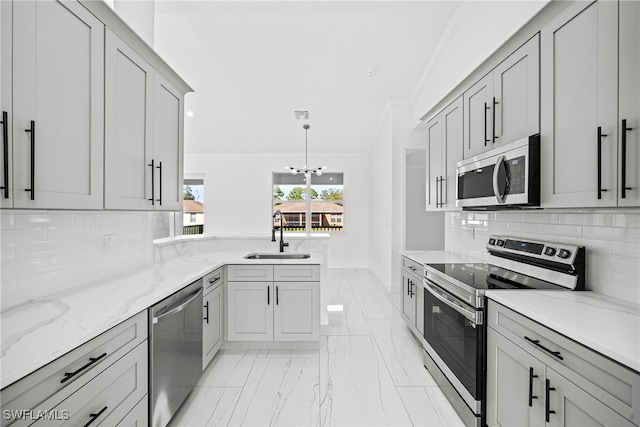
(415, 283, 424, 335)
(12, 0, 104, 209)
(104, 29, 154, 210)
(541, 0, 618, 207)
(463, 73, 493, 159)
(545, 367, 634, 427)
(493, 34, 540, 146)
(0, 1, 12, 208)
(400, 272, 415, 328)
(203, 285, 223, 369)
(441, 96, 463, 209)
(486, 328, 546, 427)
(227, 282, 273, 341)
(618, 0, 640, 207)
(273, 282, 319, 341)
(153, 73, 184, 211)
(115, 395, 148, 426)
(425, 113, 442, 211)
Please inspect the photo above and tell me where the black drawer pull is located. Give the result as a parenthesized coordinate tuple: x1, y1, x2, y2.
(621, 119, 633, 199)
(156, 161, 163, 205)
(492, 97, 499, 142)
(84, 406, 108, 427)
(148, 159, 155, 205)
(24, 120, 35, 200)
(528, 367, 538, 407)
(61, 353, 107, 384)
(524, 336, 563, 360)
(209, 276, 221, 284)
(484, 102, 490, 146)
(204, 301, 209, 323)
(276, 285, 279, 305)
(597, 126, 608, 199)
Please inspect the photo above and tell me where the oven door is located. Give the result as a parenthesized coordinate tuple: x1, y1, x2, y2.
(423, 279, 484, 408)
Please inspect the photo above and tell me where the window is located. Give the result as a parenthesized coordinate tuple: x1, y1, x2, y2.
(273, 172, 344, 233)
(183, 178, 204, 235)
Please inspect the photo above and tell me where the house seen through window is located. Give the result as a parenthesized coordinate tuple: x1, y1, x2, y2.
(183, 179, 204, 235)
(273, 172, 344, 233)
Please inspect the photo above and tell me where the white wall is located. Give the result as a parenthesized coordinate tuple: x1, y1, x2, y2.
(183, 153, 369, 269)
(445, 210, 640, 304)
(411, 0, 549, 124)
(113, 0, 156, 47)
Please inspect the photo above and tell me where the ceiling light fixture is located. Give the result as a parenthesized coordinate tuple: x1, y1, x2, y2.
(294, 110, 309, 120)
(285, 124, 327, 178)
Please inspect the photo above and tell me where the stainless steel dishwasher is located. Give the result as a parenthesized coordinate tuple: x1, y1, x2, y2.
(149, 278, 203, 427)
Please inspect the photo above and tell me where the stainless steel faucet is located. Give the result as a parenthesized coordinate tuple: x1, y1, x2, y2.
(272, 210, 289, 252)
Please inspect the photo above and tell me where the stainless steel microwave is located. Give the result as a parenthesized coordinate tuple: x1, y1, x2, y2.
(456, 134, 540, 209)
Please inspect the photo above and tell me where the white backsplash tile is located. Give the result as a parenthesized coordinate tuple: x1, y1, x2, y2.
(446, 209, 640, 302)
(1, 211, 154, 311)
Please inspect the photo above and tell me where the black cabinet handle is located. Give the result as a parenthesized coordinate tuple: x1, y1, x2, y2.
(24, 120, 35, 200)
(484, 102, 490, 146)
(148, 159, 155, 205)
(545, 379, 556, 422)
(597, 126, 608, 199)
(204, 301, 209, 323)
(524, 336, 563, 360)
(84, 406, 108, 427)
(439, 175, 445, 207)
(492, 97, 499, 142)
(407, 279, 411, 296)
(267, 285, 270, 305)
(528, 367, 538, 407)
(276, 286, 279, 305)
(209, 276, 221, 285)
(1, 111, 8, 199)
(61, 352, 107, 384)
(434, 176, 439, 208)
(621, 119, 633, 199)
(156, 161, 163, 205)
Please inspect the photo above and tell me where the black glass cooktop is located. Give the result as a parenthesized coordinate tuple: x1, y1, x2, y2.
(426, 263, 563, 291)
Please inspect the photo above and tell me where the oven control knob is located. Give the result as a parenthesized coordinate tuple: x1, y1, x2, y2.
(489, 238, 496, 245)
(544, 247, 556, 256)
(496, 239, 505, 247)
(557, 249, 571, 259)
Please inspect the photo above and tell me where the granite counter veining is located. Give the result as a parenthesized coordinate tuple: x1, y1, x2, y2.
(486, 290, 640, 373)
(0, 251, 322, 388)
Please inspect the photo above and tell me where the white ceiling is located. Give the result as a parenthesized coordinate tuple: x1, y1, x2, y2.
(152, 1, 538, 156)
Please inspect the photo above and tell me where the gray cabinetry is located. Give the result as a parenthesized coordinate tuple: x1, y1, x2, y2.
(464, 34, 540, 160)
(541, 0, 638, 208)
(426, 96, 463, 211)
(226, 264, 320, 342)
(486, 300, 639, 427)
(203, 268, 224, 369)
(1, 311, 148, 427)
(400, 256, 423, 336)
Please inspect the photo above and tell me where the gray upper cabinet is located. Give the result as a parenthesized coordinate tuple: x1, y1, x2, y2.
(540, 0, 621, 207)
(618, 0, 640, 207)
(426, 96, 463, 211)
(8, 0, 105, 209)
(463, 34, 540, 160)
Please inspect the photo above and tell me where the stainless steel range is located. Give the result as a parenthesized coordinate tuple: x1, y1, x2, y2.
(421, 236, 585, 427)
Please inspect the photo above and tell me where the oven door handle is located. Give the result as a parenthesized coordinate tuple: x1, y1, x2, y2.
(423, 280, 481, 326)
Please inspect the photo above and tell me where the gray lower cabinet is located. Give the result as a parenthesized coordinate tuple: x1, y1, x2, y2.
(226, 264, 320, 342)
(1, 311, 148, 427)
(400, 256, 423, 336)
(203, 268, 224, 369)
(115, 395, 148, 426)
(486, 300, 639, 427)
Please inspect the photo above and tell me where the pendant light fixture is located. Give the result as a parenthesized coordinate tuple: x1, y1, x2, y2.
(285, 124, 327, 177)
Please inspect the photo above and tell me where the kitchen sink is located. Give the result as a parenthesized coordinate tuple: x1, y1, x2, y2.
(243, 253, 311, 260)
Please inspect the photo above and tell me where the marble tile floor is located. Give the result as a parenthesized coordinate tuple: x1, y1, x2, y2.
(169, 268, 464, 427)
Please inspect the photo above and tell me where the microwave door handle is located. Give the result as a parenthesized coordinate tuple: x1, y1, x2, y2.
(492, 154, 507, 204)
(423, 280, 480, 325)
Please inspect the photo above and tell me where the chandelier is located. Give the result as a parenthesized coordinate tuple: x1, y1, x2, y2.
(285, 124, 327, 177)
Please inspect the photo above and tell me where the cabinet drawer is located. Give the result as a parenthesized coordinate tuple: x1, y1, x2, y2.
(488, 300, 640, 424)
(1, 311, 147, 427)
(401, 256, 422, 277)
(274, 265, 320, 281)
(116, 394, 148, 426)
(227, 265, 273, 281)
(31, 342, 148, 427)
(204, 267, 224, 293)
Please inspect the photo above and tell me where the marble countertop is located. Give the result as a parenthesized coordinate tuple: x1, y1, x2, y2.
(401, 250, 484, 265)
(0, 251, 322, 389)
(486, 290, 640, 374)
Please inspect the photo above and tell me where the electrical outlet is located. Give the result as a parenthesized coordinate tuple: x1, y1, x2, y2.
(104, 234, 114, 252)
